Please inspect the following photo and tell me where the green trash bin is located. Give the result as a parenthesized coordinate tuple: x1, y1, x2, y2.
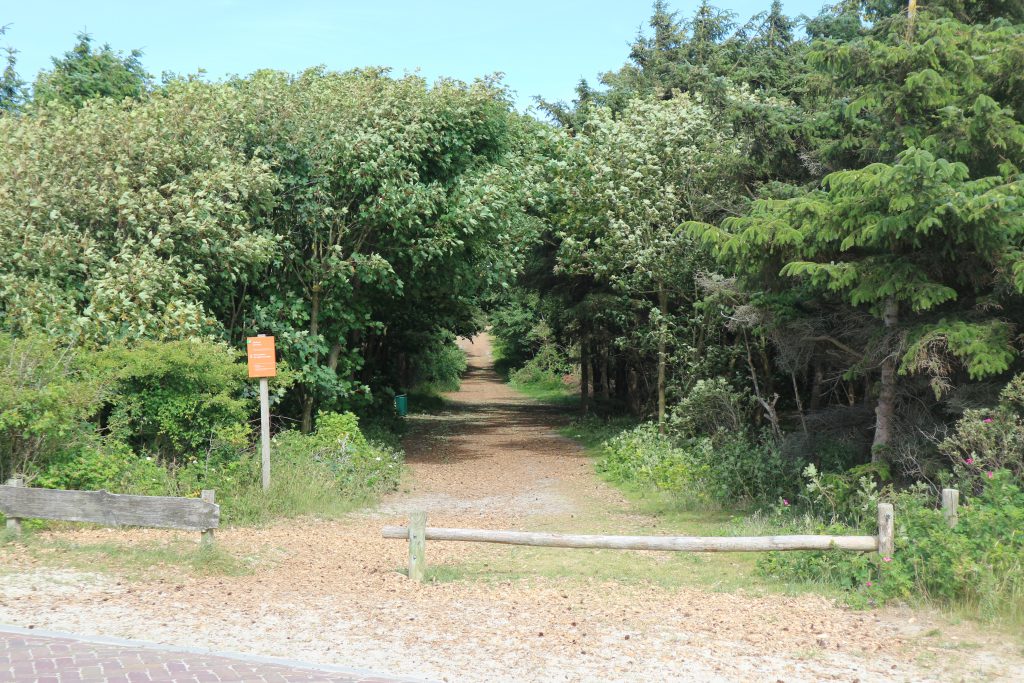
(394, 394, 408, 417)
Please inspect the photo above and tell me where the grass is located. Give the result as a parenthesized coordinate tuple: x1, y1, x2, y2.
(222, 478, 373, 526)
(508, 374, 579, 406)
(1, 531, 259, 578)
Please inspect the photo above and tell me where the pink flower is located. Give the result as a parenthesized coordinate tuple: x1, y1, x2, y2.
(883, 557, 892, 563)
(866, 581, 873, 588)
(983, 418, 993, 424)
(965, 458, 974, 465)
(987, 471, 994, 479)
(782, 499, 790, 507)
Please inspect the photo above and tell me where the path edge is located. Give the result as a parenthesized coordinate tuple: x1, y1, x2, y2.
(0, 623, 437, 682)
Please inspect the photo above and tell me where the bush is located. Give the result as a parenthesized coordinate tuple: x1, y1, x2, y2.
(91, 340, 250, 468)
(758, 472, 1024, 617)
(941, 372, 1024, 492)
(668, 378, 748, 438)
(596, 421, 802, 507)
(489, 289, 546, 369)
(800, 461, 890, 528)
(36, 439, 169, 495)
(409, 337, 467, 393)
(275, 412, 402, 493)
(0, 334, 403, 528)
(173, 411, 403, 525)
(510, 341, 573, 389)
(0, 333, 104, 481)
(598, 423, 709, 494)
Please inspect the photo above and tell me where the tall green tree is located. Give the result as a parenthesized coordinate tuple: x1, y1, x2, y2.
(34, 32, 150, 108)
(0, 81, 278, 342)
(557, 94, 743, 428)
(0, 24, 23, 112)
(0, 68, 539, 430)
(691, 2, 1024, 458)
(214, 69, 538, 429)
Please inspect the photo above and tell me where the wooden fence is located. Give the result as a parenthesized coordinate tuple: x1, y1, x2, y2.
(1, 478, 220, 544)
(383, 503, 895, 582)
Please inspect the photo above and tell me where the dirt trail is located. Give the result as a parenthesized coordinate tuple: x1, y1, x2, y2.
(1, 336, 1021, 682)
(378, 335, 622, 521)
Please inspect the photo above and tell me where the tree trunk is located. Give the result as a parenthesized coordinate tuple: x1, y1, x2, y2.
(657, 285, 668, 434)
(791, 372, 808, 435)
(627, 367, 641, 416)
(300, 288, 322, 434)
(809, 359, 824, 413)
(301, 393, 314, 434)
(615, 356, 628, 401)
(327, 343, 343, 373)
(872, 299, 899, 461)
(600, 346, 610, 401)
(397, 351, 409, 390)
(580, 335, 590, 415)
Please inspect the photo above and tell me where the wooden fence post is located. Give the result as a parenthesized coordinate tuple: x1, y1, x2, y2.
(200, 490, 215, 545)
(877, 503, 894, 557)
(941, 488, 959, 528)
(408, 511, 427, 582)
(4, 477, 24, 536)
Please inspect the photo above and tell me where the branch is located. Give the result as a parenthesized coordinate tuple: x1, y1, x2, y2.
(807, 336, 864, 360)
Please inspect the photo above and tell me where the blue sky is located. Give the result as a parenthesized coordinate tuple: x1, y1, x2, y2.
(2, 0, 827, 110)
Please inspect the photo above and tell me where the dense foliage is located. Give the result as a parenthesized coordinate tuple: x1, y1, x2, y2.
(0, 59, 541, 431)
(0, 34, 542, 513)
(490, 0, 1024, 615)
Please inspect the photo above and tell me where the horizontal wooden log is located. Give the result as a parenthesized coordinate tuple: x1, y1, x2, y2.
(381, 526, 878, 552)
(0, 486, 219, 532)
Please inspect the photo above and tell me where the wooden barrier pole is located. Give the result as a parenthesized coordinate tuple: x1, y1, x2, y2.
(408, 511, 427, 582)
(201, 490, 216, 545)
(877, 503, 894, 557)
(383, 526, 880, 552)
(4, 477, 23, 536)
(941, 488, 959, 528)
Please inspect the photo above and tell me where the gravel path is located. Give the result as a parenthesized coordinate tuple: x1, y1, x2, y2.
(1, 336, 1021, 682)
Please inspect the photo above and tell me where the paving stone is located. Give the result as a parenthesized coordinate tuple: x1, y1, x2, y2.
(0, 628, 415, 682)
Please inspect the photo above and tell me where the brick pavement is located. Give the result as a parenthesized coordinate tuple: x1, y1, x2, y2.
(0, 626, 425, 683)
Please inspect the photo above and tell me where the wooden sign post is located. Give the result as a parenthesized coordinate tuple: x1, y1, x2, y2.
(246, 335, 277, 491)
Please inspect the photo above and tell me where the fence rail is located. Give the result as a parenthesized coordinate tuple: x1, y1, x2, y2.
(1, 478, 219, 543)
(384, 503, 895, 582)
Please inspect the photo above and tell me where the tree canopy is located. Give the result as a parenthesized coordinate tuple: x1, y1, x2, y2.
(33, 32, 151, 108)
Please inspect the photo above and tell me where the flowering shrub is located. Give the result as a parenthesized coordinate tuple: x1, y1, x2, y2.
(940, 373, 1024, 491)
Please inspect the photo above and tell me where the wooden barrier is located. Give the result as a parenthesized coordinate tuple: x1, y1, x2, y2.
(383, 503, 895, 581)
(1, 478, 219, 542)
(942, 488, 959, 528)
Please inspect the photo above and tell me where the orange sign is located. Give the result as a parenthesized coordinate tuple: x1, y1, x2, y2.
(246, 336, 277, 378)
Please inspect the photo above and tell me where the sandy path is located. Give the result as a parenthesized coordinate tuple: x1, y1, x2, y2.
(1, 336, 1021, 682)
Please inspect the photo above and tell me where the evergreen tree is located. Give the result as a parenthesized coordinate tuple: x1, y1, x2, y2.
(34, 32, 151, 108)
(0, 25, 24, 113)
(691, 2, 1024, 458)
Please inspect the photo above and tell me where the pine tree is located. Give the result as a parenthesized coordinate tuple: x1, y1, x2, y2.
(691, 2, 1024, 458)
(0, 25, 23, 113)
